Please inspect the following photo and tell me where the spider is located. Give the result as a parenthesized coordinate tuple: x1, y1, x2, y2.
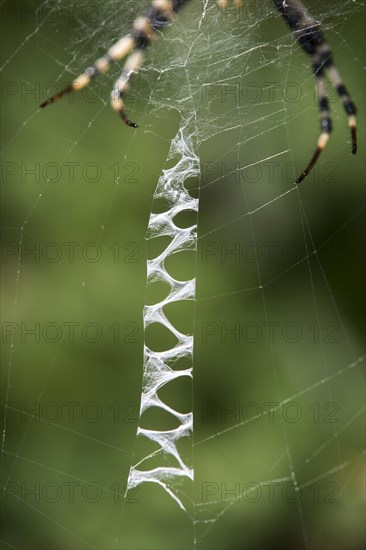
(40, 0, 358, 184)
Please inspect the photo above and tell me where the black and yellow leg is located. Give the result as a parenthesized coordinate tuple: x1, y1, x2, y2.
(273, 0, 357, 184)
(40, 0, 191, 125)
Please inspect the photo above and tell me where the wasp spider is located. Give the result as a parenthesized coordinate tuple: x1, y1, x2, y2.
(41, 0, 358, 184)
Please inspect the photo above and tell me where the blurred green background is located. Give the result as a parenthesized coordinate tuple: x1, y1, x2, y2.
(1, 1, 365, 549)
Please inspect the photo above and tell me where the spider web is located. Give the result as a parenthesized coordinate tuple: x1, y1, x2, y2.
(1, 1, 365, 549)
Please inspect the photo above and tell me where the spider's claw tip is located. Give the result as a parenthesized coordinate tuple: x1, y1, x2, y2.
(295, 141, 326, 185)
(122, 118, 138, 128)
(39, 85, 73, 109)
(121, 115, 139, 128)
(117, 109, 139, 128)
(295, 172, 307, 185)
(350, 128, 357, 155)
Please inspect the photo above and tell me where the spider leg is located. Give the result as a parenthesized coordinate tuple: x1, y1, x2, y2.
(40, 1, 191, 126)
(110, 49, 145, 128)
(296, 45, 333, 184)
(326, 64, 357, 154)
(109, 0, 195, 126)
(109, 13, 163, 127)
(273, 0, 357, 184)
(40, 35, 135, 108)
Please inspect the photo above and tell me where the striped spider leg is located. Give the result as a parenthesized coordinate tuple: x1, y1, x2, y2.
(41, 0, 357, 184)
(273, 0, 357, 183)
(41, 0, 192, 127)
